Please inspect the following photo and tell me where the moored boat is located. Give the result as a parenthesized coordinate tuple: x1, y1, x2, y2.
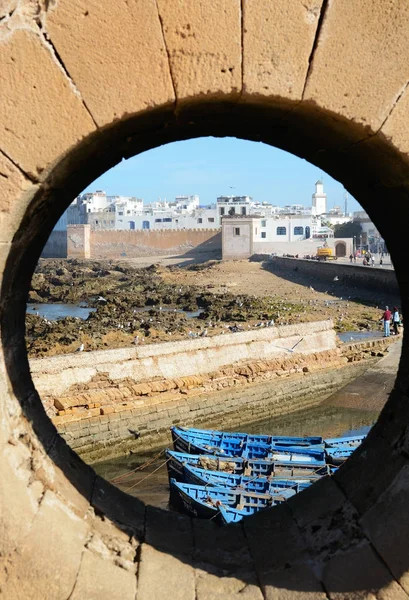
(165, 450, 333, 483)
(183, 464, 312, 494)
(169, 479, 288, 520)
(171, 427, 326, 463)
(324, 434, 366, 448)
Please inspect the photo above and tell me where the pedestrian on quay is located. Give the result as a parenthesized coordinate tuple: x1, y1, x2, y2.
(349, 253, 353, 263)
(371, 256, 375, 266)
(392, 307, 401, 336)
(381, 305, 392, 337)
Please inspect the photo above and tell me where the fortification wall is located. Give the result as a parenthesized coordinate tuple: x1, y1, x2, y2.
(269, 256, 399, 295)
(89, 228, 222, 259)
(41, 230, 67, 258)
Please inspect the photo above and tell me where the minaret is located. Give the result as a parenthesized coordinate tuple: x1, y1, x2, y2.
(312, 180, 327, 215)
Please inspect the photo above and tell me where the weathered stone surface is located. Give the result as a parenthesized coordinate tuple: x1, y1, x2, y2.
(195, 567, 263, 599)
(304, 1, 409, 133)
(244, 505, 307, 572)
(0, 152, 39, 242)
(0, 30, 95, 178)
(243, 0, 324, 101)
(260, 565, 327, 600)
(46, 0, 175, 126)
(323, 542, 409, 600)
(360, 465, 409, 595)
(156, 0, 241, 100)
(145, 505, 193, 557)
(70, 549, 137, 600)
(0, 443, 41, 556)
(193, 518, 253, 568)
(137, 544, 195, 600)
(1, 490, 88, 600)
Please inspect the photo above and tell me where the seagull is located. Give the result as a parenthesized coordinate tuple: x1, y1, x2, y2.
(134, 336, 140, 345)
(199, 329, 208, 337)
(76, 343, 84, 352)
(309, 286, 314, 291)
(333, 276, 339, 282)
(97, 296, 107, 303)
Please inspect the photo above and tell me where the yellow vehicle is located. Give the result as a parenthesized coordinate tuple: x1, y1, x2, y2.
(316, 247, 337, 261)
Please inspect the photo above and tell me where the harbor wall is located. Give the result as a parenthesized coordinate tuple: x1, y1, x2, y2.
(29, 321, 394, 461)
(268, 256, 399, 295)
(31, 320, 336, 398)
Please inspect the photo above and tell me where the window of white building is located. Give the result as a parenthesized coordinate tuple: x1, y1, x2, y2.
(294, 226, 304, 235)
(208, 217, 215, 223)
(277, 227, 286, 235)
(220, 207, 225, 216)
(198, 218, 203, 223)
(233, 227, 240, 236)
(261, 232, 266, 238)
(261, 220, 266, 227)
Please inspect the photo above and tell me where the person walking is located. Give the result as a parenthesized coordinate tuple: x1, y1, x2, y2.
(381, 306, 392, 337)
(349, 253, 353, 263)
(392, 307, 401, 336)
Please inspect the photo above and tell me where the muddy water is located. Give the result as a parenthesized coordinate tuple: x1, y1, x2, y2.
(93, 403, 378, 510)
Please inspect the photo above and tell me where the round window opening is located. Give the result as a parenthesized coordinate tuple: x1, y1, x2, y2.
(2, 103, 409, 590)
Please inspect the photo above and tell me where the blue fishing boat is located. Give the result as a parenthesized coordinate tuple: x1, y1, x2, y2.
(171, 428, 326, 463)
(219, 505, 263, 524)
(165, 450, 333, 483)
(324, 435, 365, 465)
(183, 464, 312, 494)
(324, 434, 366, 448)
(169, 479, 288, 520)
(171, 426, 323, 450)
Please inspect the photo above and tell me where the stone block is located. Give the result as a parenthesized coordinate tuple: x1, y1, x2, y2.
(259, 565, 327, 600)
(195, 566, 263, 600)
(0, 30, 95, 179)
(243, 504, 307, 573)
(1, 490, 88, 600)
(304, 0, 409, 135)
(46, 0, 174, 125)
(0, 152, 39, 242)
(69, 549, 136, 600)
(360, 464, 409, 594)
(323, 541, 408, 600)
(193, 518, 253, 569)
(137, 543, 195, 600)
(91, 476, 145, 537)
(334, 431, 407, 516)
(156, 0, 241, 100)
(145, 505, 193, 557)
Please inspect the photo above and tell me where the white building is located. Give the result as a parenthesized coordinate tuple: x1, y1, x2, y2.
(311, 180, 327, 215)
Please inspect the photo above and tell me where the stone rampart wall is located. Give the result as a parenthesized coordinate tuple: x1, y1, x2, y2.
(41, 230, 68, 258)
(90, 228, 221, 258)
(30, 320, 336, 398)
(270, 256, 399, 295)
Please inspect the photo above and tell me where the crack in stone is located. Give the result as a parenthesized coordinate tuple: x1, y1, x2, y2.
(240, 520, 267, 600)
(376, 78, 409, 135)
(154, 0, 178, 109)
(301, 0, 330, 100)
(0, 148, 39, 183)
(37, 28, 99, 129)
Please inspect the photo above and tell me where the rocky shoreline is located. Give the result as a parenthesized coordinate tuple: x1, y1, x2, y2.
(26, 258, 393, 357)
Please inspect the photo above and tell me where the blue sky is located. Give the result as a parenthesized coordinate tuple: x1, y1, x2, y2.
(85, 137, 361, 211)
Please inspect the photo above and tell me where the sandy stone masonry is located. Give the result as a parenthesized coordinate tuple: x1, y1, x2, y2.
(2, 1, 409, 598)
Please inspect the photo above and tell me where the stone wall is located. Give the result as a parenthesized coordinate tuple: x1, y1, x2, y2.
(41, 230, 67, 258)
(63, 360, 372, 463)
(30, 320, 336, 399)
(269, 256, 399, 295)
(90, 228, 221, 259)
